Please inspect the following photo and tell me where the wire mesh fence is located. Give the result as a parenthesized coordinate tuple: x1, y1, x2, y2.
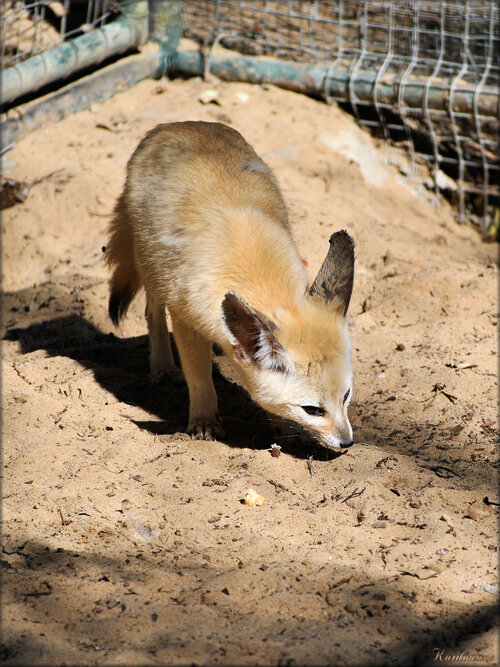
(1, 1, 121, 69)
(181, 0, 500, 238)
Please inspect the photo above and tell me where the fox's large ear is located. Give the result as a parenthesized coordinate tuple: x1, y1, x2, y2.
(221, 291, 291, 372)
(309, 230, 354, 316)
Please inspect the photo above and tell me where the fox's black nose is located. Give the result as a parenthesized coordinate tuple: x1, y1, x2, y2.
(341, 440, 354, 448)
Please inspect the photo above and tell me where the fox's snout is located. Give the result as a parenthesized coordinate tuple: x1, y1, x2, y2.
(327, 424, 354, 449)
(338, 418, 354, 447)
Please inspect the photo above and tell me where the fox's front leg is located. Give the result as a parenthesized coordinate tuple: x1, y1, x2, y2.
(170, 314, 224, 441)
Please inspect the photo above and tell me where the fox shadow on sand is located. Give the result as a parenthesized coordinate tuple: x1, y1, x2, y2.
(4, 284, 343, 460)
(3, 276, 496, 482)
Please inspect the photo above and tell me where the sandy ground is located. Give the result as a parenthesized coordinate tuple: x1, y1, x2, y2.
(1, 53, 499, 666)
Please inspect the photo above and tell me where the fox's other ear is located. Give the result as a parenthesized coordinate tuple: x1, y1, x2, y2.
(309, 230, 354, 316)
(221, 291, 291, 372)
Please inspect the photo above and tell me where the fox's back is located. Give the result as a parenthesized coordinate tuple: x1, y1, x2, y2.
(123, 121, 289, 234)
(115, 121, 304, 325)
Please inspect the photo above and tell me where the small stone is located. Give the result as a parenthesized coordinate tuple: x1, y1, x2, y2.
(468, 503, 493, 521)
(270, 443, 281, 457)
(199, 89, 220, 105)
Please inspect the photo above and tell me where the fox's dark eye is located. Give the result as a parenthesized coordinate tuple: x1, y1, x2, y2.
(301, 405, 325, 417)
(343, 389, 351, 404)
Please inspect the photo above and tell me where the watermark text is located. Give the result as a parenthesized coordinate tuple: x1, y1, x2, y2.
(429, 648, 495, 663)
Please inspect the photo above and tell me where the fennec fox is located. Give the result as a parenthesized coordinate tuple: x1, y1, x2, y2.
(106, 121, 355, 449)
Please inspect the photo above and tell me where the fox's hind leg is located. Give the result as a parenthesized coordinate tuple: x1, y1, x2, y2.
(145, 290, 177, 382)
(170, 313, 224, 441)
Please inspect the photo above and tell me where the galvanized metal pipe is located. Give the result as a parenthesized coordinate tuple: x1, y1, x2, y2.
(170, 50, 499, 119)
(1, 0, 149, 106)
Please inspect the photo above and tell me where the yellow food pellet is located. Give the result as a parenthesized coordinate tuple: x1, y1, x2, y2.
(244, 488, 265, 507)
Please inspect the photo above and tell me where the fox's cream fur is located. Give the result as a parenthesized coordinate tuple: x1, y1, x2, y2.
(106, 121, 355, 448)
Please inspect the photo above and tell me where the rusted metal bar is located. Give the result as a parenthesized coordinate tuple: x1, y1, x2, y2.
(170, 50, 499, 119)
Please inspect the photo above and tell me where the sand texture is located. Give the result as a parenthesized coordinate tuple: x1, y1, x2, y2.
(2, 68, 498, 666)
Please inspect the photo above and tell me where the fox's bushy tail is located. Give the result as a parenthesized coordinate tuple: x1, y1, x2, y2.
(105, 204, 140, 326)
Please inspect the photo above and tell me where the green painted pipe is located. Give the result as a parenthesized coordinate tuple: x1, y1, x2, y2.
(1, 50, 164, 150)
(170, 50, 499, 119)
(0, 1, 183, 150)
(1, 0, 148, 106)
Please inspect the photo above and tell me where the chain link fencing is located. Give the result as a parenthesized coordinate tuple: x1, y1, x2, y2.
(181, 0, 499, 238)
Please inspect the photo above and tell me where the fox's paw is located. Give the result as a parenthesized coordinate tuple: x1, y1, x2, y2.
(187, 416, 225, 441)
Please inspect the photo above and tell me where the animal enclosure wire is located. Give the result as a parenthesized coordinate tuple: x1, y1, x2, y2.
(180, 0, 500, 237)
(0, 1, 118, 69)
